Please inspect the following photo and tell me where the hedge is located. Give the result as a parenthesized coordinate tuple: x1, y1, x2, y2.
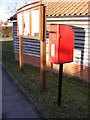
(0, 26, 13, 38)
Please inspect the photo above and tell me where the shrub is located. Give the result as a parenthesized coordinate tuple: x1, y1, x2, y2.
(1, 26, 13, 38)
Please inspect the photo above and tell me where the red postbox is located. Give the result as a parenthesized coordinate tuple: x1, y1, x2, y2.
(49, 24, 74, 64)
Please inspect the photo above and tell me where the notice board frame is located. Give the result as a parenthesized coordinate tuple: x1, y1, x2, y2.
(17, 1, 46, 89)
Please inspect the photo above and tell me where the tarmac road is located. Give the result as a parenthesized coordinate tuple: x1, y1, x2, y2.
(2, 68, 41, 119)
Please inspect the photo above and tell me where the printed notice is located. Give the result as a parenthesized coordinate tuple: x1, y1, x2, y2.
(31, 9, 39, 37)
(51, 44, 55, 57)
(24, 11, 30, 36)
(17, 13, 22, 35)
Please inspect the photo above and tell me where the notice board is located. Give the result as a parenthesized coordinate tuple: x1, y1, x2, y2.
(17, 1, 46, 89)
(17, 2, 45, 41)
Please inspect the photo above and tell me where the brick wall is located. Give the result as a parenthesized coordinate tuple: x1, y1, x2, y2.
(46, 60, 89, 82)
(15, 53, 40, 68)
(15, 53, 90, 82)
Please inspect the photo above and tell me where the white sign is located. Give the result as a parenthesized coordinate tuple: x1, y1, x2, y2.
(24, 11, 30, 36)
(17, 13, 22, 35)
(31, 9, 39, 37)
(51, 44, 55, 57)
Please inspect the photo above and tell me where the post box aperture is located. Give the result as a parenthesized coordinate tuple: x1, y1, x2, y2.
(49, 24, 74, 64)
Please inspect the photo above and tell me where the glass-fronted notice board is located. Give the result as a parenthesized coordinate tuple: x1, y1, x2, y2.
(17, 13, 23, 35)
(17, 4, 45, 41)
(31, 9, 39, 37)
(24, 11, 30, 36)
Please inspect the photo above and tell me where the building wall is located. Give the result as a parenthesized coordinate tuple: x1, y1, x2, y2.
(46, 17, 90, 82)
(46, 17, 90, 67)
(13, 16, 90, 82)
(15, 53, 40, 67)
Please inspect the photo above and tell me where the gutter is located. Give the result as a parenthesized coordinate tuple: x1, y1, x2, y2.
(46, 16, 90, 21)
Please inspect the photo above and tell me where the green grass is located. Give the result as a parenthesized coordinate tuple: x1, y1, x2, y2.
(2, 41, 89, 118)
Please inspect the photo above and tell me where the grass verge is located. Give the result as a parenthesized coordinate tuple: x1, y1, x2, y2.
(2, 41, 89, 118)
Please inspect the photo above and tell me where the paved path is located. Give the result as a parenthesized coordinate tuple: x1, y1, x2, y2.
(2, 69, 41, 119)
